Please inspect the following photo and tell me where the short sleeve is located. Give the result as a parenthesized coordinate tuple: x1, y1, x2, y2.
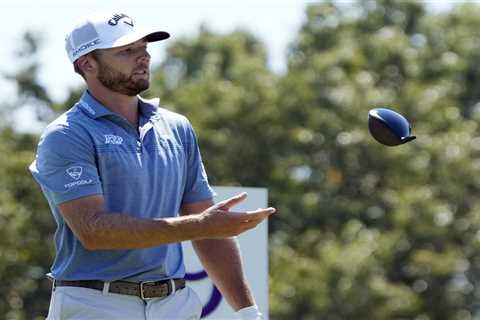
(181, 121, 215, 204)
(29, 124, 103, 205)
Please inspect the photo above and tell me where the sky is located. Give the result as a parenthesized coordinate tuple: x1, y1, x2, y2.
(0, 0, 456, 132)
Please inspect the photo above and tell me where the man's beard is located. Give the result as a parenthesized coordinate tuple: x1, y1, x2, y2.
(96, 61, 149, 96)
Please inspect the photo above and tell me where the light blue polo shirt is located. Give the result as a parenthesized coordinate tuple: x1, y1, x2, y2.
(29, 90, 215, 282)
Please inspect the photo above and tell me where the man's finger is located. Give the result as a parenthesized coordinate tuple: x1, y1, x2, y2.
(246, 207, 276, 215)
(241, 211, 275, 229)
(228, 207, 276, 219)
(214, 192, 248, 210)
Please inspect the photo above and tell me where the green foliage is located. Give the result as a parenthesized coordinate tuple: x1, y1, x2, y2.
(149, 27, 281, 187)
(0, 129, 54, 320)
(269, 1, 480, 319)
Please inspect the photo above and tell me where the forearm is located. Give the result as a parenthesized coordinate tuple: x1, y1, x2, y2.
(192, 237, 256, 311)
(62, 193, 274, 253)
(74, 211, 204, 250)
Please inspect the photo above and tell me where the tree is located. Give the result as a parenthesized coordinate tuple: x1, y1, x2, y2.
(0, 32, 56, 320)
(148, 27, 281, 189)
(270, 1, 480, 319)
(0, 128, 54, 320)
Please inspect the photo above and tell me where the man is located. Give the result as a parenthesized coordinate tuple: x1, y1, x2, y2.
(29, 11, 275, 320)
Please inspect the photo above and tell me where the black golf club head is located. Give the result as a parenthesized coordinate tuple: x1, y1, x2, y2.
(368, 108, 416, 146)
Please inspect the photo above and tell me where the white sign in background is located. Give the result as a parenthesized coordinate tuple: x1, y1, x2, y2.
(182, 186, 269, 319)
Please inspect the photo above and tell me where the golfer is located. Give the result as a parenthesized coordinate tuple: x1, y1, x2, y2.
(29, 11, 275, 319)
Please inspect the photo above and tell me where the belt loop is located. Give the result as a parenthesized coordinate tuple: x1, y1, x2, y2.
(47, 275, 56, 291)
(102, 282, 110, 295)
(170, 279, 176, 294)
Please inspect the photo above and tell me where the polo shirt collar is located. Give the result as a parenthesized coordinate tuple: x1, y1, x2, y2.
(138, 96, 160, 119)
(78, 90, 115, 119)
(78, 91, 160, 120)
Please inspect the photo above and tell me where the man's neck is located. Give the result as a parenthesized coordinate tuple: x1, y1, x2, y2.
(88, 86, 139, 128)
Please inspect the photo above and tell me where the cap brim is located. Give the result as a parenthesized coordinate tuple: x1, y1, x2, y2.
(145, 31, 170, 42)
(110, 29, 170, 49)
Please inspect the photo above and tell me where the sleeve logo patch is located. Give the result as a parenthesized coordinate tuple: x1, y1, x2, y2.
(66, 166, 83, 180)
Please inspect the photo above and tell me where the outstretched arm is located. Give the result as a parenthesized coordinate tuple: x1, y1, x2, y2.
(58, 192, 274, 250)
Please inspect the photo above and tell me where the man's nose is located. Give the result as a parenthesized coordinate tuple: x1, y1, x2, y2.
(138, 49, 151, 64)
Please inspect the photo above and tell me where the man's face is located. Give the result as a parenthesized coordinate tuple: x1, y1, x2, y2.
(93, 40, 151, 96)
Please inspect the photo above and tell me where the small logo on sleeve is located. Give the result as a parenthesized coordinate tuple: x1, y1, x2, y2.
(104, 134, 123, 145)
(66, 166, 83, 180)
(64, 166, 93, 189)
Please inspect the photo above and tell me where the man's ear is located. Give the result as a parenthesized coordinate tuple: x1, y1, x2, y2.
(77, 55, 97, 75)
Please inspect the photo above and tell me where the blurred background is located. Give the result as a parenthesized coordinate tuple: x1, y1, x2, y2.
(4, 0, 480, 319)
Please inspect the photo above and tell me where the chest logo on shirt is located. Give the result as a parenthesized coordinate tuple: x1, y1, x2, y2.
(66, 166, 83, 180)
(104, 134, 123, 145)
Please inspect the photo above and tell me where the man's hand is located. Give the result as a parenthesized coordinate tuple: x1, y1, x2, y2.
(195, 192, 275, 239)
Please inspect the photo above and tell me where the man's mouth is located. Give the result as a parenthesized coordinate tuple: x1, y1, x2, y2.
(134, 69, 149, 76)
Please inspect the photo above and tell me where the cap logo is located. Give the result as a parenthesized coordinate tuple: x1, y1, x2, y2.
(108, 13, 134, 27)
(72, 38, 101, 58)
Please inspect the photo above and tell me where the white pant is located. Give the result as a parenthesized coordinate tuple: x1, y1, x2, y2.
(46, 285, 203, 320)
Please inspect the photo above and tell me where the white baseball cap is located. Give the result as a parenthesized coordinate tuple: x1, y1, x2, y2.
(65, 11, 170, 63)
